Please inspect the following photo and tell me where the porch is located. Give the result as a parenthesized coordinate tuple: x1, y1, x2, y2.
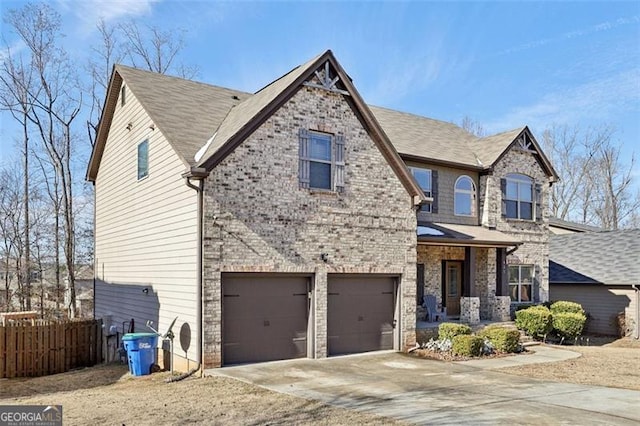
(416, 222, 520, 325)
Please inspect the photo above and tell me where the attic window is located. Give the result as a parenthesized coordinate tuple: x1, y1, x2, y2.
(121, 85, 126, 107)
(298, 129, 345, 192)
(137, 140, 149, 180)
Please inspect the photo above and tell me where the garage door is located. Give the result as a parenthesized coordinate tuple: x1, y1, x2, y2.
(327, 275, 396, 356)
(223, 275, 309, 365)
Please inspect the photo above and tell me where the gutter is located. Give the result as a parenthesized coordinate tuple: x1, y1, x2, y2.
(633, 285, 640, 339)
(183, 167, 208, 376)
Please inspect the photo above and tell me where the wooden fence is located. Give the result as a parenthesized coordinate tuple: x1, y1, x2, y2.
(0, 318, 102, 378)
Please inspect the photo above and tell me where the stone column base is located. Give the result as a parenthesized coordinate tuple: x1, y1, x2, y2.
(491, 296, 512, 321)
(460, 297, 480, 324)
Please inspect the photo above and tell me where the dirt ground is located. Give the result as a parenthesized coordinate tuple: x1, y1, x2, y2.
(1, 337, 638, 424)
(497, 336, 640, 391)
(0, 364, 401, 425)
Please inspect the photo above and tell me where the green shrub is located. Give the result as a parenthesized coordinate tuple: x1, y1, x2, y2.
(553, 312, 586, 338)
(478, 326, 521, 353)
(438, 322, 472, 341)
(550, 301, 585, 315)
(451, 335, 483, 356)
(515, 305, 553, 339)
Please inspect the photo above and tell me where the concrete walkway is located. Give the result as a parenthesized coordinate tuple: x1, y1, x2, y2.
(454, 344, 581, 369)
(210, 349, 640, 425)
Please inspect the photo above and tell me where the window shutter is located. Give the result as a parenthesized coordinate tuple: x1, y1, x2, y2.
(431, 170, 439, 214)
(534, 182, 543, 221)
(334, 134, 345, 193)
(298, 128, 310, 188)
(500, 178, 507, 217)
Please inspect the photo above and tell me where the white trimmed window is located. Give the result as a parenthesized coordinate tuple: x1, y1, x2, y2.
(503, 173, 534, 220)
(410, 167, 433, 213)
(137, 140, 149, 180)
(299, 129, 345, 192)
(454, 175, 476, 216)
(509, 264, 533, 303)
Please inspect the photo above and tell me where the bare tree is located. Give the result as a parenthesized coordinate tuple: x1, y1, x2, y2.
(542, 124, 639, 229)
(5, 3, 82, 317)
(119, 21, 197, 77)
(0, 166, 25, 310)
(460, 116, 487, 137)
(0, 42, 36, 310)
(592, 143, 639, 230)
(85, 19, 125, 148)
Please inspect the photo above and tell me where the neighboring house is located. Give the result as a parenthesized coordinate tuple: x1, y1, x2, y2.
(549, 230, 640, 337)
(549, 217, 601, 235)
(87, 50, 558, 369)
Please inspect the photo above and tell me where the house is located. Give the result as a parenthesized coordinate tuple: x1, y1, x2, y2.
(549, 230, 640, 337)
(87, 50, 557, 370)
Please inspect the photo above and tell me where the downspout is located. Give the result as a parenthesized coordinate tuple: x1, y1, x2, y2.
(632, 285, 640, 340)
(182, 168, 207, 378)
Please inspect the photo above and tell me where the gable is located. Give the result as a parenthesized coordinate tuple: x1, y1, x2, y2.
(195, 50, 425, 204)
(478, 127, 558, 181)
(86, 65, 250, 182)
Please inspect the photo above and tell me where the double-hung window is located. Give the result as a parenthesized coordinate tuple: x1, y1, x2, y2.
(410, 167, 432, 213)
(454, 175, 476, 216)
(508, 264, 533, 303)
(309, 132, 332, 190)
(137, 140, 149, 180)
(299, 129, 345, 192)
(504, 173, 533, 220)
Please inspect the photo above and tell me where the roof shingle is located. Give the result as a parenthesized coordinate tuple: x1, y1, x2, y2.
(549, 230, 640, 285)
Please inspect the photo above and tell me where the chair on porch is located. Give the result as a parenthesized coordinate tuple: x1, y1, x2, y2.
(423, 295, 447, 323)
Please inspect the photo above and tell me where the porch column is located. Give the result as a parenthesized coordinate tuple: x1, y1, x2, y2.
(496, 248, 508, 297)
(465, 247, 477, 297)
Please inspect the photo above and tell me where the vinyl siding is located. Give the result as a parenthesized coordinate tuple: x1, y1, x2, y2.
(405, 161, 480, 226)
(550, 284, 636, 336)
(94, 84, 198, 361)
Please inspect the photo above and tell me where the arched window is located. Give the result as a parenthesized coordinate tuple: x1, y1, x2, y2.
(504, 173, 533, 220)
(454, 175, 476, 216)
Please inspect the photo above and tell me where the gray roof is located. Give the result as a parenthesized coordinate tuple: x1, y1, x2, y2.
(369, 106, 481, 167)
(474, 128, 524, 167)
(116, 64, 250, 166)
(106, 54, 553, 174)
(549, 217, 602, 233)
(417, 222, 520, 247)
(196, 53, 323, 167)
(549, 230, 640, 285)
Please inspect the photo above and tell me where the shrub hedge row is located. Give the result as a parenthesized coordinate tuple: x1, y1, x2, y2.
(478, 326, 521, 353)
(516, 301, 587, 340)
(438, 323, 472, 341)
(451, 335, 484, 356)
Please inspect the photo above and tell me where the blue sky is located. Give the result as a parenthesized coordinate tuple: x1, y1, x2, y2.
(1, 1, 639, 181)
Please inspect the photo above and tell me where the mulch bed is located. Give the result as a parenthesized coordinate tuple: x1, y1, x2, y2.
(406, 347, 532, 362)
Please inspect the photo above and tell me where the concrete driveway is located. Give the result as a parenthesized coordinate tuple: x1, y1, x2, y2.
(210, 351, 640, 425)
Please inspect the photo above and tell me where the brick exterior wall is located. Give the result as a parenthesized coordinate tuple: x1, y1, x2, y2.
(482, 147, 551, 305)
(417, 143, 552, 322)
(417, 246, 464, 307)
(201, 84, 417, 368)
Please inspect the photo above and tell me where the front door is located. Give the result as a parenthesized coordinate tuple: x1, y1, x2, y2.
(445, 261, 462, 316)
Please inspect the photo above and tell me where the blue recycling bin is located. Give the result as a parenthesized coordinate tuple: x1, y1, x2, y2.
(122, 332, 158, 376)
